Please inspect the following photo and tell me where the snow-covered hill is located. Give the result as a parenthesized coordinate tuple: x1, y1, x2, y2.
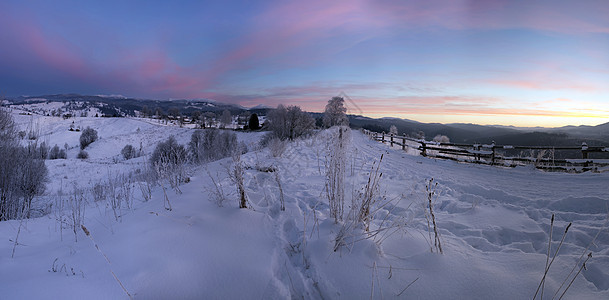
(1, 111, 608, 299)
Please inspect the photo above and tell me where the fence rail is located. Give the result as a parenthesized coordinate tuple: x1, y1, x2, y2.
(363, 129, 609, 173)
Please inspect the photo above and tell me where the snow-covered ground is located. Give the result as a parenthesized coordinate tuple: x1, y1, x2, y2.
(1, 111, 608, 299)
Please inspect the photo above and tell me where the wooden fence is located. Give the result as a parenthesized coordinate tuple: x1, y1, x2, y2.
(363, 129, 609, 172)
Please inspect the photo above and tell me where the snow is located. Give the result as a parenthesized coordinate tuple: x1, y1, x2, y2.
(2, 111, 609, 299)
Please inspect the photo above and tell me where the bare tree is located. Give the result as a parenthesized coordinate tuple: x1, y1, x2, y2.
(203, 112, 216, 128)
(267, 104, 314, 140)
(0, 108, 16, 142)
(0, 108, 48, 220)
(323, 96, 349, 128)
(168, 107, 180, 120)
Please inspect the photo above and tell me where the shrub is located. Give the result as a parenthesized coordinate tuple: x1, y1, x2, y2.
(325, 126, 349, 222)
(189, 129, 241, 163)
(77, 150, 89, 159)
(150, 136, 187, 166)
(49, 144, 62, 159)
(268, 137, 287, 157)
(121, 144, 137, 160)
(80, 127, 98, 149)
(189, 130, 206, 163)
(0, 109, 48, 220)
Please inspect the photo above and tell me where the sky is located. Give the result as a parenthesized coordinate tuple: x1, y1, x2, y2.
(1, 0, 608, 127)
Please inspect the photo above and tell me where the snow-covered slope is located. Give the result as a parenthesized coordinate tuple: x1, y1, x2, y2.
(1, 115, 608, 299)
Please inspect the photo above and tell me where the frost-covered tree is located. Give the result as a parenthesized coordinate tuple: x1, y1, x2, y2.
(79, 127, 98, 149)
(433, 135, 450, 143)
(267, 105, 314, 140)
(323, 96, 348, 128)
(389, 125, 398, 136)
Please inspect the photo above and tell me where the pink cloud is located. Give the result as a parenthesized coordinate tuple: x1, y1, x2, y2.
(0, 12, 88, 79)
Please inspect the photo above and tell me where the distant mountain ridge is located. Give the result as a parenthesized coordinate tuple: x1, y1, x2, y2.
(4, 93, 607, 146)
(6, 94, 258, 117)
(347, 115, 609, 147)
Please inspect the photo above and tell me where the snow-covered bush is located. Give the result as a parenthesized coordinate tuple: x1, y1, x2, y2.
(106, 173, 134, 221)
(189, 129, 242, 163)
(229, 154, 248, 208)
(268, 137, 287, 157)
(206, 168, 227, 207)
(49, 144, 67, 159)
(433, 135, 450, 143)
(151, 136, 188, 195)
(325, 126, 350, 222)
(79, 127, 98, 149)
(77, 150, 89, 159)
(352, 154, 383, 232)
(267, 104, 315, 140)
(150, 136, 187, 167)
(121, 144, 138, 160)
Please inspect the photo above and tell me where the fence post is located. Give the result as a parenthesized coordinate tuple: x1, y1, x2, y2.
(582, 142, 588, 159)
(421, 141, 427, 157)
(402, 136, 406, 151)
(382, 132, 385, 144)
(488, 141, 495, 165)
(390, 134, 394, 147)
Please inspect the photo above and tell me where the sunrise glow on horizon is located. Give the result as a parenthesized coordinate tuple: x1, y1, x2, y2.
(1, 0, 608, 127)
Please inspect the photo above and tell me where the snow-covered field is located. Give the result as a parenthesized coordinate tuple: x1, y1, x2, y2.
(2, 111, 608, 299)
